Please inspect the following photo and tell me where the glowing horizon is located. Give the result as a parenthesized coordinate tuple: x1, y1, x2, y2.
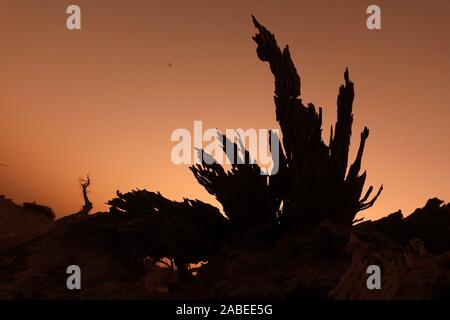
(0, 0, 449, 219)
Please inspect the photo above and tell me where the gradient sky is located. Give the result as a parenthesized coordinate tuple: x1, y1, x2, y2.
(0, 0, 449, 220)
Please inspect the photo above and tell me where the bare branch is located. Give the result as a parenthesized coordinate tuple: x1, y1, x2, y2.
(78, 174, 93, 215)
(359, 185, 383, 211)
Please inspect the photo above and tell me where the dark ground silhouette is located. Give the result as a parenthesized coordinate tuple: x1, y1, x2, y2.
(0, 17, 448, 299)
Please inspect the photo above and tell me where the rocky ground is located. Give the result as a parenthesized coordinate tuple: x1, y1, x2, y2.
(0, 196, 448, 299)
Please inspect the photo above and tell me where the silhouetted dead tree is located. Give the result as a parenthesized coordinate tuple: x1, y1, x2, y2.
(190, 16, 382, 234)
(78, 175, 93, 215)
(252, 16, 382, 230)
(108, 18, 383, 274)
(54, 175, 94, 225)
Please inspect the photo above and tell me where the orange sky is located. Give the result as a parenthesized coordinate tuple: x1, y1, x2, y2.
(0, 0, 449, 220)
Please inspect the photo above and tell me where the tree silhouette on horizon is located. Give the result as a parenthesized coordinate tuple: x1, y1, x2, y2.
(190, 16, 382, 234)
(108, 16, 383, 276)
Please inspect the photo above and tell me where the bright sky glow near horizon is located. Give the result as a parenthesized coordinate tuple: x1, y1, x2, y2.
(0, 0, 449, 220)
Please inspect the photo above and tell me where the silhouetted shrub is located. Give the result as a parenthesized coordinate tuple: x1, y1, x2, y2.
(108, 189, 228, 277)
(23, 202, 55, 220)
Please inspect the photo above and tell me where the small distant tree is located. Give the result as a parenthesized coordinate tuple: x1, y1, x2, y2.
(78, 175, 93, 215)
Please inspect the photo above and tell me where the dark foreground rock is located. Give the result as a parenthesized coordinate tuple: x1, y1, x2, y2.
(0, 198, 448, 299)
